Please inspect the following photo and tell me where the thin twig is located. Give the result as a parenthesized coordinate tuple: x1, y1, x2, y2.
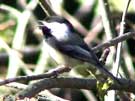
(38, 0, 56, 16)
(114, 0, 131, 77)
(99, 0, 115, 39)
(92, 32, 135, 52)
(0, 66, 71, 86)
(99, 48, 110, 64)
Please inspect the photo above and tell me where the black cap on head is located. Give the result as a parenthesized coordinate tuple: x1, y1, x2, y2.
(45, 16, 67, 23)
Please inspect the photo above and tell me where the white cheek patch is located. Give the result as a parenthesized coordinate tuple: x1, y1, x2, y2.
(49, 22, 70, 41)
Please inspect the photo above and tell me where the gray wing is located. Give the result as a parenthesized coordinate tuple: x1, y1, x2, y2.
(57, 44, 97, 64)
(57, 32, 100, 64)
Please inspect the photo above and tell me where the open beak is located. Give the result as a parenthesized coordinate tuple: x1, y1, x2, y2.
(37, 20, 50, 29)
(37, 21, 51, 36)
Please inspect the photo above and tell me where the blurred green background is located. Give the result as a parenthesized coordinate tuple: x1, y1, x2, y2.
(0, 0, 135, 100)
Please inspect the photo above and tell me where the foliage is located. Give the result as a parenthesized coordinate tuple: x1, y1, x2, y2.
(0, 0, 135, 100)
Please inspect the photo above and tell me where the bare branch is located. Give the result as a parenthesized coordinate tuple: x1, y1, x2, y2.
(92, 32, 135, 52)
(0, 66, 71, 86)
(17, 77, 135, 98)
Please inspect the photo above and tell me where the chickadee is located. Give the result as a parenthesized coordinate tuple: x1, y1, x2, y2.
(39, 16, 119, 83)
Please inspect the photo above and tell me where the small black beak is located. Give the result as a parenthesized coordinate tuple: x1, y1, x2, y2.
(38, 21, 49, 30)
(37, 21, 51, 35)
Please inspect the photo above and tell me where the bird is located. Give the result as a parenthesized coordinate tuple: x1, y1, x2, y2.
(38, 16, 119, 83)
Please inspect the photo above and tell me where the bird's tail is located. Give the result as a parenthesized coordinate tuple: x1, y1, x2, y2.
(94, 62, 120, 84)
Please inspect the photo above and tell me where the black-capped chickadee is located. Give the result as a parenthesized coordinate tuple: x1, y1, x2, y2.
(39, 16, 119, 83)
